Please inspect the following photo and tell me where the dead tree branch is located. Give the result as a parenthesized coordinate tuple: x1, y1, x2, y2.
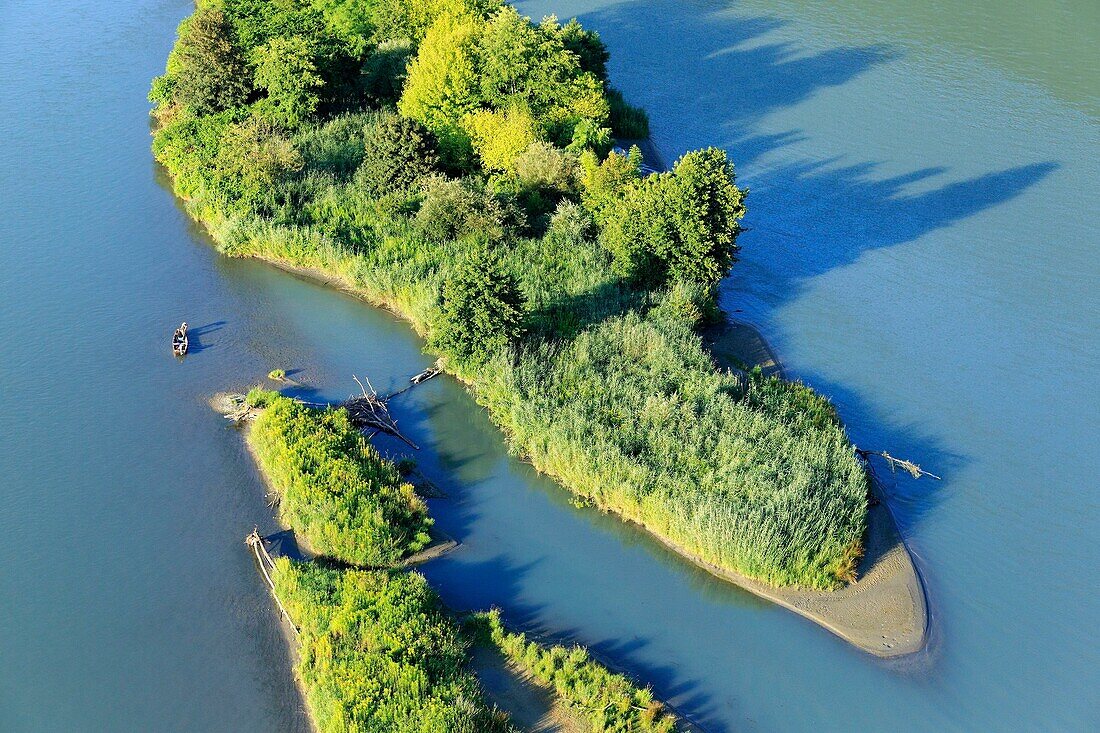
(856, 449, 941, 481)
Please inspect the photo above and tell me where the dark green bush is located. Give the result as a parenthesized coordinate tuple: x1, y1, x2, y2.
(607, 87, 650, 139)
(414, 175, 521, 243)
(357, 112, 440, 196)
(168, 8, 251, 115)
(430, 247, 526, 368)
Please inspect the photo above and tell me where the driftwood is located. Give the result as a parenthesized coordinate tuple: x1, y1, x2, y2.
(382, 361, 443, 400)
(856, 449, 941, 481)
(245, 529, 298, 635)
(343, 375, 419, 449)
(221, 367, 432, 449)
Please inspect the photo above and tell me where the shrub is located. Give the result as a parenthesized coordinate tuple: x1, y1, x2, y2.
(215, 117, 304, 215)
(356, 112, 440, 196)
(361, 38, 415, 107)
(512, 141, 579, 193)
(248, 395, 432, 566)
(294, 113, 369, 177)
(430, 247, 526, 368)
(274, 562, 508, 733)
(414, 175, 521, 243)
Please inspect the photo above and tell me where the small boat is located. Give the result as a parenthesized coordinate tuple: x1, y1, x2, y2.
(172, 322, 188, 356)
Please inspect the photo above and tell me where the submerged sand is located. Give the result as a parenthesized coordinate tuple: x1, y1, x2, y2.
(706, 320, 928, 657)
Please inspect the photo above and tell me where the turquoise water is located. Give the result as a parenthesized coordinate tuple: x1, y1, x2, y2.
(1, 0, 1096, 730)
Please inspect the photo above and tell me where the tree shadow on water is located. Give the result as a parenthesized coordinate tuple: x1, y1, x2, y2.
(573, 0, 1056, 504)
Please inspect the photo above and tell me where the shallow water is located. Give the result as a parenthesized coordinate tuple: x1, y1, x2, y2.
(1, 0, 1096, 731)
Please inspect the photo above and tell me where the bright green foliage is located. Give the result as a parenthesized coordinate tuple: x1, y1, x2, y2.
(398, 12, 483, 166)
(470, 610, 679, 733)
(599, 148, 746, 290)
(366, 0, 502, 43)
(579, 146, 642, 222)
(476, 9, 609, 142)
(165, 8, 251, 115)
(430, 247, 526, 367)
(273, 561, 509, 733)
(464, 108, 539, 171)
(153, 0, 868, 590)
(253, 35, 326, 129)
(477, 308, 868, 589)
(357, 112, 440, 196)
(248, 394, 432, 566)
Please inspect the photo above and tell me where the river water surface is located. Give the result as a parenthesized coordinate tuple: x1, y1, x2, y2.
(1, 1, 1097, 731)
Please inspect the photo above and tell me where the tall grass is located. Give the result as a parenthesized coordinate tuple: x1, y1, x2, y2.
(467, 610, 679, 732)
(248, 394, 432, 566)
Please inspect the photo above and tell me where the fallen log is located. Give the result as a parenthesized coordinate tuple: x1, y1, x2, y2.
(856, 449, 941, 481)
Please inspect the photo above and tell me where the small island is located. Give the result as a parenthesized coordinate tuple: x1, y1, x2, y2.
(156, 0, 926, 682)
(223, 389, 687, 732)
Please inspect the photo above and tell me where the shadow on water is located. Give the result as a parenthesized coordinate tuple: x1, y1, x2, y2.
(567, 0, 1056, 530)
(185, 320, 226, 353)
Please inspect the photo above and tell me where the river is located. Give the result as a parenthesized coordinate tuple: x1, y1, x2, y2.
(0, 0, 1096, 730)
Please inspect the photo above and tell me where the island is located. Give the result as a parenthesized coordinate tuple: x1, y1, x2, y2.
(155, 0, 927, 672)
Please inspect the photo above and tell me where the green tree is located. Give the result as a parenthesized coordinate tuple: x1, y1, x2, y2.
(169, 8, 251, 114)
(253, 35, 325, 129)
(477, 9, 609, 143)
(398, 12, 482, 167)
(215, 116, 304, 212)
(463, 107, 539, 171)
(357, 113, 440, 196)
(662, 147, 746, 286)
(430, 247, 526, 366)
(366, 0, 501, 43)
(557, 18, 609, 80)
(598, 148, 745, 290)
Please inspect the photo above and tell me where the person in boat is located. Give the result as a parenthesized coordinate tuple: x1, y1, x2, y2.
(172, 322, 188, 353)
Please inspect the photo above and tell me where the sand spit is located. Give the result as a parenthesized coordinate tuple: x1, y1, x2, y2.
(706, 320, 928, 657)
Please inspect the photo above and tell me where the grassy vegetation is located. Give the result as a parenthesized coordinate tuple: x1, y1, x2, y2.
(468, 610, 679, 732)
(273, 560, 511, 733)
(247, 392, 432, 566)
(155, 0, 867, 589)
